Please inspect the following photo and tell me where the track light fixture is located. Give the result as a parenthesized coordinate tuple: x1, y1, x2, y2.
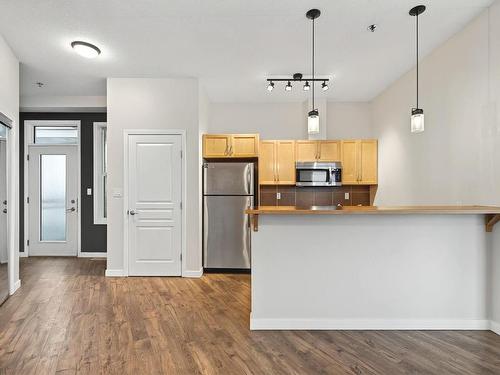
(321, 81, 329, 91)
(285, 81, 292, 91)
(267, 81, 274, 92)
(303, 81, 310, 91)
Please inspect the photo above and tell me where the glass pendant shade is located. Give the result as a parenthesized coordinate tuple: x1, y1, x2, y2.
(411, 108, 424, 133)
(308, 110, 320, 134)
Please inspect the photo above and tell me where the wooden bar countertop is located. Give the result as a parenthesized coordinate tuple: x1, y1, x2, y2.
(245, 205, 500, 232)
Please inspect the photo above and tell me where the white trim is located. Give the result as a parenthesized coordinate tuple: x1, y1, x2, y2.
(491, 320, 500, 335)
(122, 129, 187, 277)
(249, 316, 491, 331)
(105, 269, 125, 277)
(79, 252, 107, 258)
(19, 252, 28, 258)
(183, 268, 203, 278)
(23, 120, 81, 258)
(93, 122, 107, 225)
(10, 279, 21, 295)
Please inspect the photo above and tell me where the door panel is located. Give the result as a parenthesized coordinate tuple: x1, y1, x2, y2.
(341, 141, 358, 185)
(28, 146, 78, 256)
(231, 135, 258, 157)
(296, 141, 318, 161)
(259, 141, 276, 185)
(128, 134, 182, 276)
(360, 140, 378, 184)
(276, 141, 295, 185)
(319, 141, 340, 161)
(203, 195, 252, 269)
(203, 135, 230, 158)
(0, 138, 8, 304)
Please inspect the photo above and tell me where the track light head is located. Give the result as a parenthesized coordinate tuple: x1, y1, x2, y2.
(303, 81, 310, 91)
(267, 82, 274, 92)
(285, 81, 292, 91)
(321, 81, 329, 91)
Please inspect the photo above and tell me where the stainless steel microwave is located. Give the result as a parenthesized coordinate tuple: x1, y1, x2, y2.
(296, 161, 342, 187)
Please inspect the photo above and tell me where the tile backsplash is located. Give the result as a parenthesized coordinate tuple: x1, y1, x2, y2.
(260, 185, 372, 207)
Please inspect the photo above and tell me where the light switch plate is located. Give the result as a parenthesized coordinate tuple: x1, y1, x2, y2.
(86, 188, 92, 196)
(112, 188, 123, 198)
(277, 192, 281, 200)
(345, 192, 350, 200)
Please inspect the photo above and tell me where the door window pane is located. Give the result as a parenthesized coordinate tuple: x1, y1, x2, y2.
(40, 155, 66, 241)
(0, 124, 6, 139)
(35, 126, 78, 144)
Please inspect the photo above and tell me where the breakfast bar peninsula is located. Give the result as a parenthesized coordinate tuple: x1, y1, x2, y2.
(246, 205, 500, 331)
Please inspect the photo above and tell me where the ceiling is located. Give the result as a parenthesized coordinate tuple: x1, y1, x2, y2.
(0, 0, 494, 103)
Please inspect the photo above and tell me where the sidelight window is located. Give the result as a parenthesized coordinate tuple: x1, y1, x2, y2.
(93, 122, 107, 224)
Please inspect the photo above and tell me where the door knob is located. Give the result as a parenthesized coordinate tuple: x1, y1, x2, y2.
(129, 209, 136, 215)
(66, 207, 76, 212)
(2, 208, 6, 214)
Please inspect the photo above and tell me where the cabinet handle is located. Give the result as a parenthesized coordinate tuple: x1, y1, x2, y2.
(230, 145, 233, 155)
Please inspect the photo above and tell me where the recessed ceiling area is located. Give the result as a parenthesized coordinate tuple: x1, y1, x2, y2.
(0, 0, 494, 102)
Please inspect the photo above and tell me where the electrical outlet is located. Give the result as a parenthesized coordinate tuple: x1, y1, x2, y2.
(87, 188, 92, 196)
(277, 192, 281, 200)
(345, 192, 350, 200)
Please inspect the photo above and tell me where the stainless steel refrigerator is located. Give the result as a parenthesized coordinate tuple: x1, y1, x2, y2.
(203, 162, 254, 269)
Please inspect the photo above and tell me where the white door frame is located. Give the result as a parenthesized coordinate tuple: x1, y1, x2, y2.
(123, 129, 186, 277)
(23, 120, 82, 257)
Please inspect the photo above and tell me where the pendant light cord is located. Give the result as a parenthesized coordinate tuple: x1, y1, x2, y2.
(312, 17, 315, 111)
(416, 13, 419, 109)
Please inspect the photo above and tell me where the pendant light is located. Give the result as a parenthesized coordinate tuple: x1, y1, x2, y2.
(409, 5, 426, 133)
(307, 9, 321, 135)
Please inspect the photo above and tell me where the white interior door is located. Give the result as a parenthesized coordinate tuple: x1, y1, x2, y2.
(0, 139, 7, 265)
(127, 133, 182, 276)
(28, 145, 78, 256)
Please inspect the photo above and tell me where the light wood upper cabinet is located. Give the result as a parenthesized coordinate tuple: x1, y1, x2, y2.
(203, 134, 259, 158)
(259, 141, 277, 185)
(359, 140, 378, 184)
(341, 140, 378, 185)
(318, 141, 341, 161)
(296, 140, 341, 162)
(259, 140, 295, 185)
(341, 140, 358, 185)
(276, 141, 296, 185)
(203, 135, 231, 158)
(296, 141, 318, 162)
(231, 134, 259, 157)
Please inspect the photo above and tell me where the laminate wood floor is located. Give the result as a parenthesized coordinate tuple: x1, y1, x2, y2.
(1, 257, 499, 374)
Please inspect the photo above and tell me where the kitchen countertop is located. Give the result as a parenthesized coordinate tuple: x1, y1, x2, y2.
(245, 205, 500, 232)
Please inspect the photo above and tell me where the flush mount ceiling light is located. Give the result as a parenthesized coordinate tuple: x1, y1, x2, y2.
(409, 5, 426, 133)
(71, 41, 101, 58)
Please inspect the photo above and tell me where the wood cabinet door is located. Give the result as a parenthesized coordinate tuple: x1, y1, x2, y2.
(203, 135, 230, 158)
(259, 141, 277, 185)
(231, 134, 259, 157)
(359, 140, 378, 185)
(276, 141, 296, 185)
(295, 141, 318, 161)
(341, 140, 358, 184)
(318, 141, 341, 161)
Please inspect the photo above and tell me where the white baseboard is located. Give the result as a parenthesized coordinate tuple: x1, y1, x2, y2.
(10, 279, 21, 295)
(79, 252, 107, 258)
(250, 316, 491, 331)
(490, 320, 500, 335)
(183, 268, 203, 278)
(19, 252, 28, 258)
(105, 269, 125, 277)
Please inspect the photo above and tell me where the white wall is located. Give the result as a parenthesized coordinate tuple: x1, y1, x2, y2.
(0, 34, 20, 293)
(209, 101, 372, 140)
(370, 2, 500, 331)
(20, 95, 106, 112)
(106, 78, 202, 276)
